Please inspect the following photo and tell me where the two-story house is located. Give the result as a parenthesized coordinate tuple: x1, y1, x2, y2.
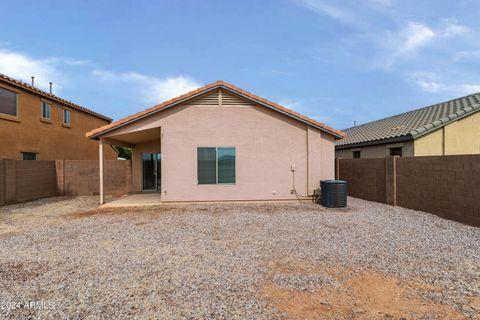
(0, 73, 116, 160)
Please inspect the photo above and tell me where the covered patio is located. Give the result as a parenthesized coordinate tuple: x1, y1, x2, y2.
(98, 127, 162, 204)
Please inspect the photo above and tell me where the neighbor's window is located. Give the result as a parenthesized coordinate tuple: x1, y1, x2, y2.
(22, 152, 37, 160)
(41, 102, 51, 119)
(0, 87, 17, 116)
(63, 109, 71, 125)
(353, 151, 361, 159)
(198, 147, 236, 184)
(390, 147, 402, 157)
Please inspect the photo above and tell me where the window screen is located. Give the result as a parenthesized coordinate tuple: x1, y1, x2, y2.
(42, 102, 51, 119)
(198, 148, 217, 184)
(0, 87, 17, 116)
(64, 109, 71, 124)
(217, 147, 235, 183)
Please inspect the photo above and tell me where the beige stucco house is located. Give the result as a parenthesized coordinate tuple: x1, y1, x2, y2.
(0, 73, 117, 160)
(336, 92, 480, 158)
(87, 81, 345, 203)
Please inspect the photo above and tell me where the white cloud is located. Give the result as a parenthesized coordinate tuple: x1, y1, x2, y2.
(408, 72, 480, 95)
(365, 0, 393, 7)
(294, 0, 359, 26)
(381, 21, 471, 68)
(453, 50, 480, 62)
(0, 49, 66, 92)
(402, 23, 436, 52)
(441, 22, 470, 37)
(92, 69, 202, 104)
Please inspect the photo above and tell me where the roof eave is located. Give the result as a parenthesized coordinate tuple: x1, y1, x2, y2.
(335, 135, 413, 150)
(88, 83, 346, 140)
(410, 104, 480, 139)
(87, 86, 221, 139)
(0, 73, 112, 122)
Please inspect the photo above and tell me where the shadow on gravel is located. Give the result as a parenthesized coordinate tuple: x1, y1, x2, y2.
(65, 202, 334, 220)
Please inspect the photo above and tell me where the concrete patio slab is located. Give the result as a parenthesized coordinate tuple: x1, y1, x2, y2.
(103, 193, 162, 207)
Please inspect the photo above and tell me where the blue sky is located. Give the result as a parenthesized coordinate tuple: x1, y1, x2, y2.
(1, 0, 479, 129)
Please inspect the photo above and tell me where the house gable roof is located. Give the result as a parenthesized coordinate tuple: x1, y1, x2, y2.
(86, 81, 345, 139)
(336, 92, 480, 148)
(0, 73, 112, 122)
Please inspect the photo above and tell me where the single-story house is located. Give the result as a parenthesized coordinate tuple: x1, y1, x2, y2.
(335, 92, 480, 158)
(87, 81, 345, 203)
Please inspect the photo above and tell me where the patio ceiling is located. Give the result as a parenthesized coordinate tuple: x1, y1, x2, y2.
(101, 127, 160, 146)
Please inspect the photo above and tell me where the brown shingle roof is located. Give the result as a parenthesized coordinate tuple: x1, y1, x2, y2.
(0, 73, 112, 122)
(86, 81, 345, 139)
(336, 92, 480, 148)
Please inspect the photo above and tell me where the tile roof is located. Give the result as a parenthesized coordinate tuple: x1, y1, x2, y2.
(0, 73, 112, 122)
(336, 92, 480, 148)
(86, 81, 346, 139)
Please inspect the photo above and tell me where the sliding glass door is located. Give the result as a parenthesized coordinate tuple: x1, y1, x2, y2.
(142, 153, 161, 191)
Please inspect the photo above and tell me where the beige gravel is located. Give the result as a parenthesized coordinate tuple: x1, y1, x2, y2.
(0, 196, 479, 319)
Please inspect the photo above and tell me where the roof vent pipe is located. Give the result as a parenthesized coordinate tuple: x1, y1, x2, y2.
(49, 82, 52, 94)
(31, 76, 35, 87)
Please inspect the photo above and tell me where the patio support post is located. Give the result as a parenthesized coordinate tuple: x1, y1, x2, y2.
(99, 140, 105, 205)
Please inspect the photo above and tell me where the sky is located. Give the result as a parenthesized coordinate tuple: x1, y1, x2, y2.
(1, 0, 480, 130)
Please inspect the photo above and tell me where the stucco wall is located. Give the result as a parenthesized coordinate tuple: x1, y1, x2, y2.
(414, 110, 480, 156)
(414, 129, 444, 156)
(104, 91, 336, 201)
(335, 141, 414, 159)
(444, 110, 480, 155)
(0, 82, 116, 160)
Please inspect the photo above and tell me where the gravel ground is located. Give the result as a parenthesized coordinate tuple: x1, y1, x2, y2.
(0, 196, 479, 319)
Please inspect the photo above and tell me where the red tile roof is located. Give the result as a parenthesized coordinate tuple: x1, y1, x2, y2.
(86, 81, 345, 139)
(0, 73, 112, 122)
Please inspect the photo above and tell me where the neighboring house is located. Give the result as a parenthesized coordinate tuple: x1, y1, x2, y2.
(0, 73, 116, 160)
(87, 81, 345, 203)
(336, 92, 480, 158)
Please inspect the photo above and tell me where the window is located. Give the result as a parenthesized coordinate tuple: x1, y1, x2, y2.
(41, 102, 51, 119)
(63, 109, 71, 125)
(390, 147, 402, 157)
(353, 151, 361, 158)
(0, 87, 17, 116)
(198, 147, 236, 184)
(22, 152, 37, 160)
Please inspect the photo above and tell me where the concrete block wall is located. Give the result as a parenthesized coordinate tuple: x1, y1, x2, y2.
(15, 160, 57, 203)
(60, 160, 131, 196)
(396, 155, 480, 227)
(337, 158, 387, 203)
(0, 159, 57, 205)
(0, 160, 4, 206)
(0, 159, 131, 206)
(338, 155, 480, 227)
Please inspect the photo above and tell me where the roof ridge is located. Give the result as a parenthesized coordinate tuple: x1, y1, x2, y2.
(409, 102, 480, 137)
(0, 73, 112, 122)
(343, 91, 480, 132)
(86, 81, 345, 139)
(337, 91, 480, 148)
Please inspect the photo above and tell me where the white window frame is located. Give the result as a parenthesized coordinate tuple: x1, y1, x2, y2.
(63, 109, 71, 125)
(41, 101, 51, 120)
